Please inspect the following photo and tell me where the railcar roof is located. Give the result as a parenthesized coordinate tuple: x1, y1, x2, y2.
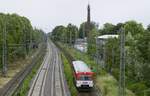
(72, 60, 91, 73)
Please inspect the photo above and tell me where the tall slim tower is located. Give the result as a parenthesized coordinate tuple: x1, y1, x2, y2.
(86, 4, 91, 38)
(87, 4, 91, 24)
(86, 3, 92, 54)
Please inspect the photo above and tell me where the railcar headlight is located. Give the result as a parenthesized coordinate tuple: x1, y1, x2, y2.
(76, 81, 81, 87)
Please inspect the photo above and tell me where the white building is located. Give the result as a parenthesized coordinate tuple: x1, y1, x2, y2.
(74, 38, 87, 52)
(96, 35, 119, 44)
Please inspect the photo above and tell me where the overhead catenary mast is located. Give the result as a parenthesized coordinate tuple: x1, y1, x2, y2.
(2, 17, 7, 76)
(119, 28, 126, 96)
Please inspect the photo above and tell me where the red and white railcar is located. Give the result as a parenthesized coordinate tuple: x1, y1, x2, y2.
(72, 60, 94, 89)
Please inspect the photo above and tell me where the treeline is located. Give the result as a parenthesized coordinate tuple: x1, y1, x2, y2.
(50, 23, 78, 44)
(0, 13, 45, 70)
(50, 20, 150, 96)
(103, 21, 150, 96)
(50, 22, 97, 43)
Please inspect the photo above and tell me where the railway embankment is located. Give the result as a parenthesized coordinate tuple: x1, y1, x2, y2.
(56, 42, 135, 96)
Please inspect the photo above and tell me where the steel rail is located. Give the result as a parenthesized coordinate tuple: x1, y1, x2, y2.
(28, 40, 70, 96)
(28, 43, 51, 96)
(51, 40, 68, 96)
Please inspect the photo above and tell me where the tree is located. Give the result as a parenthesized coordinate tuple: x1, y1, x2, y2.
(79, 21, 97, 38)
(87, 24, 99, 57)
(0, 13, 45, 70)
(51, 25, 66, 41)
(147, 24, 150, 31)
(66, 23, 78, 45)
(105, 38, 119, 74)
(100, 23, 116, 35)
(51, 24, 78, 45)
(124, 20, 144, 38)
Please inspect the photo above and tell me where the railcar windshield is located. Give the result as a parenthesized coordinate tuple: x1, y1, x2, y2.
(79, 75, 92, 80)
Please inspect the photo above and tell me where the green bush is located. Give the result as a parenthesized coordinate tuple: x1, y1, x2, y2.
(61, 54, 78, 96)
(129, 82, 147, 96)
(112, 68, 119, 81)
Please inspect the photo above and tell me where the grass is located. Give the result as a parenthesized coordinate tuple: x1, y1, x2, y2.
(58, 42, 135, 96)
(59, 43, 97, 71)
(0, 48, 39, 89)
(0, 58, 32, 89)
(96, 74, 135, 96)
(61, 53, 78, 96)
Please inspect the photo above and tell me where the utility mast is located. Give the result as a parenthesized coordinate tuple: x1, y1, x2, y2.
(119, 28, 126, 96)
(2, 18, 7, 76)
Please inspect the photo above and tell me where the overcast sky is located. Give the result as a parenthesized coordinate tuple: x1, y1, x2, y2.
(0, 0, 150, 33)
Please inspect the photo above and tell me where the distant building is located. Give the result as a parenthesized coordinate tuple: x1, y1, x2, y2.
(96, 34, 118, 45)
(97, 34, 119, 40)
(74, 38, 87, 52)
(75, 38, 87, 44)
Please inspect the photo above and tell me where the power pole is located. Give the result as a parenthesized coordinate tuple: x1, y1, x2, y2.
(95, 35, 98, 73)
(103, 45, 106, 69)
(24, 29, 29, 55)
(83, 24, 86, 52)
(83, 24, 85, 39)
(74, 28, 78, 48)
(111, 47, 115, 74)
(69, 30, 72, 47)
(30, 30, 33, 52)
(2, 18, 7, 76)
(119, 28, 126, 96)
(95, 24, 99, 73)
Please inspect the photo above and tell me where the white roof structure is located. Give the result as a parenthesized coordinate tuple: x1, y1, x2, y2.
(72, 60, 91, 73)
(97, 35, 119, 40)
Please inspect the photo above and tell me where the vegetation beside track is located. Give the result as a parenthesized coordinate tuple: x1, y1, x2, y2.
(61, 53, 78, 96)
(0, 13, 46, 94)
(49, 20, 150, 96)
(0, 13, 45, 71)
(57, 42, 135, 96)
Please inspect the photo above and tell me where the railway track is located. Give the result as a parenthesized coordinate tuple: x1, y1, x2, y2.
(54, 42, 101, 96)
(28, 42, 51, 96)
(28, 40, 69, 96)
(50, 41, 68, 96)
(0, 43, 46, 96)
(78, 87, 101, 96)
